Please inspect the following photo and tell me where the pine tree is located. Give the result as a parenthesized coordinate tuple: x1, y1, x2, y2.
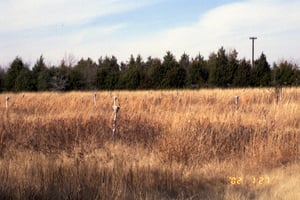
(0, 67, 5, 92)
(233, 59, 251, 87)
(214, 47, 229, 87)
(161, 51, 180, 88)
(96, 56, 120, 90)
(273, 61, 297, 86)
(15, 67, 34, 91)
(187, 53, 208, 88)
(118, 55, 142, 90)
(32, 55, 50, 91)
(144, 57, 162, 89)
(2, 57, 34, 92)
(251, 53, 271, 87)
(71, 58, 97, 90)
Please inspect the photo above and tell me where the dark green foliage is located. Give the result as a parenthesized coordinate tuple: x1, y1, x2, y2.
(233, 59, 251, 87)
(251, 53, 271, 87)
(4, 57, 26, 91)
(4, 57, 34, 91)
(161, 51, 182, 88)
(96, 56, 120, 90)
(32, 55, 51, 91)
(273, 61, 298, 86)
(143, 57, 162, 89)
(37, 69, 51, 91)
(96, 67, 107, 90)
(179, 53, 190, 69)
(118, 55, 142, 90)
(162, 66, 187, 88)
(295, 70, 300, 86)
(1, 49, 299, 92)
(215, 47, 229, 87)
(187, 54, 208, 88)
(15, 67, 35, 91)
(0, 68, 5, 92)
(162, 51, 177, 72)
(227, 50, 239, 86)
(209, 47, 230, 87)
(71, 58, 97, 90)
(207, 52, 218, 86)
(49, 63, 71, 91)
(213, 47, 241, 87)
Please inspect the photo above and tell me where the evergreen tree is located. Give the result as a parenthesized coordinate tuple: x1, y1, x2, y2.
(15, 67, 34, 91)
(3, 49, 298, 90)
(207, 52, 217, 86)
(135, 55, 148, 89)
(251, 53, 271, 87)
(96, 67, 107, 90)
(71, 58, 97, 90)
(144, 57, 162, 89)
(96, 56, 120, 90)
(118, 55, 143, 90)
(179, 53, 190, 69)
(0, 67, 5, 92)
(50, 61, 71, 91)
(227, 49, 239, 86)
(212, 47, 229, 87)
(187, 54, 208, 88)
(164, 66, 187, 88)
(161, 51, 179, 88)
(5, 57, 26, 91)
(272, 61, 297, 86)
(295, 68, 300, 86)
(36, 69, 51, 91)
(32, 55, 51, 91)
(233, 59, 251, 87)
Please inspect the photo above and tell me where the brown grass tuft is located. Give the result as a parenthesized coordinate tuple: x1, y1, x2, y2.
(0, 88, 299, 199)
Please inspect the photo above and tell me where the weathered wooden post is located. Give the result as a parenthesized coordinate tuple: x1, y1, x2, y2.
(112, 96, 120, 137)
(93, 93, 97, 107)
(275, 86, 282, 104)
(234, 96, 239, 110)
(5, 96, 10, 110)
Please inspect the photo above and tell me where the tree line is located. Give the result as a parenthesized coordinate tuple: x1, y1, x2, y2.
(0, 47, 299, 92)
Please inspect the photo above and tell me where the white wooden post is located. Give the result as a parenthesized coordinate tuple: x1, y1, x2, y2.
(112, 96, 120, 137)
(5, 96, 9, 110)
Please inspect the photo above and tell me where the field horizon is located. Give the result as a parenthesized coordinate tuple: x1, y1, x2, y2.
(0, 88, 299, 199)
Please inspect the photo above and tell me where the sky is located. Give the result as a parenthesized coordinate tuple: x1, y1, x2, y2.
(0, 0, 300, 67)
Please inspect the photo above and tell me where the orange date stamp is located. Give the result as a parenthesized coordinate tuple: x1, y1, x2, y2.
(228, 175, 270, 185)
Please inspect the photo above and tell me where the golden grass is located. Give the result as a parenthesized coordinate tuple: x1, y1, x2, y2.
(0, 88, 299, 199)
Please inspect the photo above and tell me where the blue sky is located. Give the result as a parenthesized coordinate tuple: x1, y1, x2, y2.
(0, 0, 299, 67)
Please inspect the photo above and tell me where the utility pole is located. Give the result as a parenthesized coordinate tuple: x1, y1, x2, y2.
(249, 37, 257, 68)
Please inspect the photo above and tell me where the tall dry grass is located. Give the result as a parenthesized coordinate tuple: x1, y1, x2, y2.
(0, 88, 299, 199)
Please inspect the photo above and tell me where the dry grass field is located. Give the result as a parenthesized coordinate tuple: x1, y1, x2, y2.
(0, 88, 299, 199)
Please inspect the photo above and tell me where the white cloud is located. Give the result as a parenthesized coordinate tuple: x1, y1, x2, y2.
(1, 0, 300, 66)
(116, 0, 300, 64)
(0, 23, 128, 67)
(0, 0, 161, 65)
(0, 0, 160, 32)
